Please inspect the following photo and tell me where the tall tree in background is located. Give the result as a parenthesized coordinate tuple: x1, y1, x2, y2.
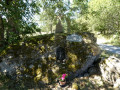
(87, 0, 120, 35)
(70, 0, 89, 32)
(0, 1, 5, 44)
(38, 0, 76, 33)
(1, 0, 119, 46)
(5, 0, 18, 42)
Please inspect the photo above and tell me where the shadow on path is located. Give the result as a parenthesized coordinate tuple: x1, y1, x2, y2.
(98, 44, 120, 55)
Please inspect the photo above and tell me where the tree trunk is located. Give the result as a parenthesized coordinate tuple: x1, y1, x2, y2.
(0, 15, 4, 42)
(50, 24, 53, 33)
(66, 17, 71, 33)
(6, 0, 20, 42)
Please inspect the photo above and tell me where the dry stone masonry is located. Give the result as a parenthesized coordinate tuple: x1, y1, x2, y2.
(0, 32, 101, 85)
(100, 56, 120, 88)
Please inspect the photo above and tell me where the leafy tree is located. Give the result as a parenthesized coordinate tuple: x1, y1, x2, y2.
(0, 0, 40, 44)
(0, 15, 4, 43)
(37, 0, 78, 33)
(87, 0, 120, 35)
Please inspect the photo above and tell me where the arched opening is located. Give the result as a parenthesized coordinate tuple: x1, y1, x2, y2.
(56, 47, 66, 62)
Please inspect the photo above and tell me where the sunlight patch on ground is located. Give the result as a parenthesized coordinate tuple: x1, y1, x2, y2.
(97, 36, 112, 44)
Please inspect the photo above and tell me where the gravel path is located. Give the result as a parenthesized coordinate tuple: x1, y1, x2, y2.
(96, 37, 120, 55)
(97, 43, 120, 55)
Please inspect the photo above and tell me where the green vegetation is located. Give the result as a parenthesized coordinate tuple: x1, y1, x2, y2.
(97, 34, 120, 46)
(105, 37, 120, 47)
(0, 0, 120, 47)
(0, 33, 100, 89)
(0, 0, 120, 89)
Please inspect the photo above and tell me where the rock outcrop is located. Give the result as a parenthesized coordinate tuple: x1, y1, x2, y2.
(100, 56, 120, 88)
(0, 32, 101, 85)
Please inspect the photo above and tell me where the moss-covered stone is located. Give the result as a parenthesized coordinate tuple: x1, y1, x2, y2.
(0, 32, 100, 84)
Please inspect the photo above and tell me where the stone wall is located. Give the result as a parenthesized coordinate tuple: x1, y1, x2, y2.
(0, 32, 100, 84)
(100, 56, 120, 88)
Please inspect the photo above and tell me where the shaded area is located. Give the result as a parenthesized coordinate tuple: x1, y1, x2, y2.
(0, 33, 101, 89)
(0, 50, 117, 89)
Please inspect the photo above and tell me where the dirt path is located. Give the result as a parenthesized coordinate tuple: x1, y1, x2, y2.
(98, 44, 120, 55)
(97, 37, 120, 55)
